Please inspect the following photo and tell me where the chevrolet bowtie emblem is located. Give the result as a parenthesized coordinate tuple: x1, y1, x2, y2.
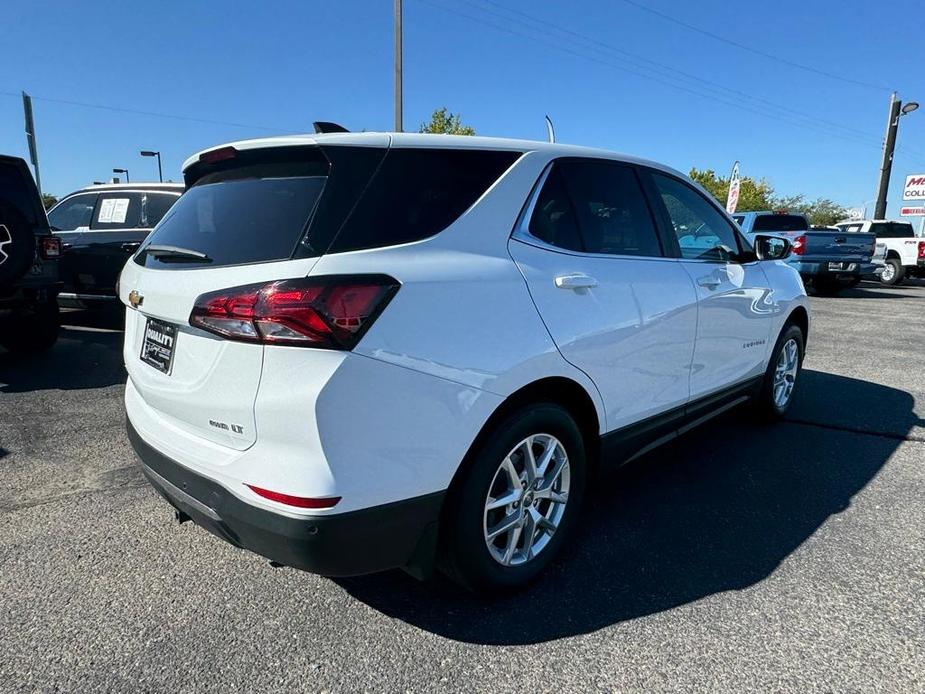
(128, 290, 144, 308)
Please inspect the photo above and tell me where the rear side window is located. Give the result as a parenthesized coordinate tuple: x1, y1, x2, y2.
(141, 193, 180, 228)
(886, 222, 914, 238)
(528, 160, 662, 257)
(752, 214, 809, 232)
(91, 193, 142, 230)
(732, 215, 745, 226)
(840, 223, 863, 233)
(869, 222, 889, 237)
(48, 193, 98, 231)
(327, 148, 519, 253)
(528, 166, 583, 252)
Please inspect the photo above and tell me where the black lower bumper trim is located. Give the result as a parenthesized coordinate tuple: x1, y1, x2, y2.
(127, 419, 445, 577)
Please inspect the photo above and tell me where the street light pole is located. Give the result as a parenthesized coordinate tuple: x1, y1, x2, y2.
(874, 93, 901, 220)
(873, 93, 918, 219)
(394, 0, 403, 132)
(113, 168, 129, 183)
(140, 150, 163, 182)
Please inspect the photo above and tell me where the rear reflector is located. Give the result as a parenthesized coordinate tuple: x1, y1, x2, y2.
(189, 275, 399, 350)
(246, 484, 341, 509)
(791, 235, 806, 256)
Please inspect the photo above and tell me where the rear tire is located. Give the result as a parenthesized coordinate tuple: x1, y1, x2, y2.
(753, 323, 804, 420)
(0, 299, 59, 354)
(879, 259, 904, 286)
(440, 403, 586, 593)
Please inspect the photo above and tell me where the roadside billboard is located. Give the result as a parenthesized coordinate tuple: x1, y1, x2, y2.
(899, 206, 925, 216)
(902, 174, 925, 201)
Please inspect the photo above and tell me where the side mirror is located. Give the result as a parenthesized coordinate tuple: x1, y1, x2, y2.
(754, 234, 792, 261)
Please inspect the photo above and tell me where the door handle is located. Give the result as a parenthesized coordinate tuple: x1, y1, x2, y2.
(121, 242, 141, 252)
(697, 275, 722, 290)
(555, 274, 598, 290)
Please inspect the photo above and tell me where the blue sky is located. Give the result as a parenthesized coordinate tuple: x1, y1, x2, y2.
(2, 0, 924, 217)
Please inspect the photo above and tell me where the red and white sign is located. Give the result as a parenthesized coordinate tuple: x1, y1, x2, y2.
(902, 174, 925, 201)
(726, 161, 740, 214)
(900, 206, 925, 216)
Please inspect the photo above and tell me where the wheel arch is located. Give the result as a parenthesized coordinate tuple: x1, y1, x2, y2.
(786, 305, 809, 347)
(442, 376, 602, 512)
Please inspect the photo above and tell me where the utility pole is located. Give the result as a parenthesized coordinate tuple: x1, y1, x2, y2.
(394, 0, 403, 132)
(874, 93, 901, 219)
(22, 92, 42, 196)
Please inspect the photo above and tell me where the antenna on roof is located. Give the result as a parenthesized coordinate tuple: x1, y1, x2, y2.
(313, 121, 350, 134)
(544, 115, 555, 143)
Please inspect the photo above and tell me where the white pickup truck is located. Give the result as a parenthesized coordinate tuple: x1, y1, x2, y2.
(835, 220, 925, 285)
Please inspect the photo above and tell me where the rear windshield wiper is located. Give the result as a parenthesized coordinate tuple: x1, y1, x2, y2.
(144, 244, 212, 262)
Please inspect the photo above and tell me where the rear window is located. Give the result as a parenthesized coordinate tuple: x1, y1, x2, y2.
(136, 146, 519, 269)
(732, 214, 745, 226)
(324, 148, 520, 254)
(752, 214, 809, 232)
(136, 176, 325, 269)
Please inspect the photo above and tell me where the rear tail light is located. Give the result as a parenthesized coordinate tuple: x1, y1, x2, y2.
(918, 241, 925, 260)
(41, 236, 61, 259)
(791, 235, 806, 256)
(189, 275, 399, 350)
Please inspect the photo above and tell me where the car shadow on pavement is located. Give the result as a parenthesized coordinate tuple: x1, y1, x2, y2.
(337, 370, 917, 645)
(0, 309, 125, 393)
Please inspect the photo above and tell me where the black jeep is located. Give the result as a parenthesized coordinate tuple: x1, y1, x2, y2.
(0, 155, 61, 353)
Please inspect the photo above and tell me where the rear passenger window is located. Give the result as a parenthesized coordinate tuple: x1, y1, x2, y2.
(328, 148, 520, 253)
(91, 193, 142, 230)
(888, 223, 914, 238)
(141, 193, 180, 228)
(651, 173, 741, 262)
(528, 160, 662, 257)
(528, 166, 583, 252)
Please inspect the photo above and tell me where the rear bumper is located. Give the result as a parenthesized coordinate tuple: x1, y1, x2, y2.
(790, 260, 870, 278)
(127, 419, 445, 577)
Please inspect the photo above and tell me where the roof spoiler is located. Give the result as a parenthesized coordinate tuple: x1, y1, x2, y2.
(312, 121, 350, 134)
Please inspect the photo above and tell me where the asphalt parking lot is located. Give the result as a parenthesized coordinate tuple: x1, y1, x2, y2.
(1, 283, 923, 693)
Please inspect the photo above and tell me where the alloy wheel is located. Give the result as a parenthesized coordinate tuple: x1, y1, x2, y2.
(773, 338, 799, 408)
(482, 433, 570, 566)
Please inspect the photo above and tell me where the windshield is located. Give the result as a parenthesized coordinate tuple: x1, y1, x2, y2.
(753, 214, 809, 232)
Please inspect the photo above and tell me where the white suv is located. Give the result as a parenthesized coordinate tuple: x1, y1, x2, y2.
(121, 133, 809, 591)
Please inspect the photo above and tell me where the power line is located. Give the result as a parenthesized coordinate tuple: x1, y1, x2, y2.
(466, 0, 882, 143)
(0, 90, 290, 133)
(417, 0, 883, 149)
(615, 0, 890, 92)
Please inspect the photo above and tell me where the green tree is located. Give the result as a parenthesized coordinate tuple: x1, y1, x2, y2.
(770, 194, 846, 226)
(419, 107, 476, 135)
(688, 168, 775, 211)
(41, 193, 57, 210)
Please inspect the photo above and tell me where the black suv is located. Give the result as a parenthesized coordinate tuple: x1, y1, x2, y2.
(0, 155, 61, 353)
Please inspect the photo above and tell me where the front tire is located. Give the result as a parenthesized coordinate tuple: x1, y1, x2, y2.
(754, 323, 804, 420)
(440, 403, 586, 592)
